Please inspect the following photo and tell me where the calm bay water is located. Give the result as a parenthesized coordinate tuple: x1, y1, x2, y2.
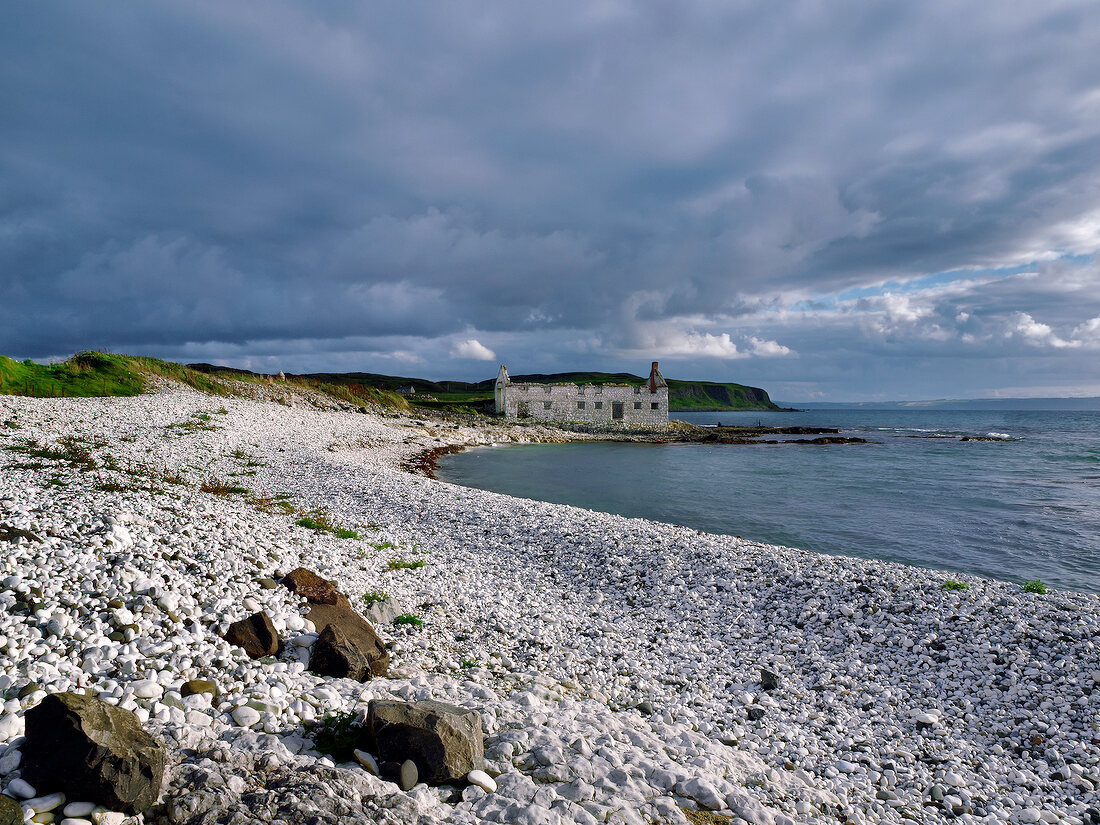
(437, 409, 1100, 594)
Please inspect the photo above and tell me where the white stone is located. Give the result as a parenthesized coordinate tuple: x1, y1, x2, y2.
(232, 706, 261, 727)
(466, 769, 497, 793)
(131, 680, 162, 699)
(1017, 809, 1041, 824)
(0, 712, 23, 741)
(0, 747, 21, 773)
(22, 792, 65, 813)
(62, 803, 96, 817)
(61, 819, 95, 825)
(6, 777, 37, 798)
(91, 812, 127, 825)
(353, 749, 379, 775)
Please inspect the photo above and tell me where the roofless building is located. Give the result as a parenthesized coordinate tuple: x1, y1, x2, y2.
(494, 362, 668, 426)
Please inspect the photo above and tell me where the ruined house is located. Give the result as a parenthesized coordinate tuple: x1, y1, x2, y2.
(494, 362, 668, 426)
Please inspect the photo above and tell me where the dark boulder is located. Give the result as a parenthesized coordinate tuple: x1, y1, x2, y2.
(309, 624, 377, 681)
(281, 567, 342, 605)
(307, 604, 388, 679)
(368, 699, 483, 785)
(21, 692, 165, 815)
(224, 611, 279, 659)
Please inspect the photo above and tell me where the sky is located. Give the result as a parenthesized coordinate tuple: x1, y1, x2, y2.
(3, 2, 1100, 400)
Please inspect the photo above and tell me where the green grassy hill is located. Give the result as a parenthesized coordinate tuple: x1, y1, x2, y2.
(295, 369, 781, 412)
(0, 353, 410, 411)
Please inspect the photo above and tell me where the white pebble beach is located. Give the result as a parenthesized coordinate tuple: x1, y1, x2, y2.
(1, 381, 1098, 825)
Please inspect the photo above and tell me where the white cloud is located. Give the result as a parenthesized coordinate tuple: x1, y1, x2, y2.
(451, 338, 497, 361)
(747, 336, 793, 357)
(1012, 312, 1080, 349)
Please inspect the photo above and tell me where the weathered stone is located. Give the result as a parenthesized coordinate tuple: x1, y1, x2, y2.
(0, 794, 22, 825)
(224, 612, 278, 659)
(306, 602, 388, 678)
(309, 623, 385, 681)
(368, 699, 483, 785)
(181, 679, 218, 698)
(257, 577, 279, 590)
(281, 567, 343, 605)
(21, 692, 165, 815)
(363, 595, 408, 626)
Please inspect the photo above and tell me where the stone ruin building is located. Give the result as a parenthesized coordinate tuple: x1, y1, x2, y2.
(494, 362, 668, 426)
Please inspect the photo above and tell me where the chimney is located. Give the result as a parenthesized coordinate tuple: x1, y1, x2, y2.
(648, 361, 660, 393)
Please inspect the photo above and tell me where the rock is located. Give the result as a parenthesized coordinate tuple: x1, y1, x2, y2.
(747, 707, 766, 721)
(309, 624, 384, 681)
(223, 611, 279, 659)
(63, 801, 97, 817)
(306, 603, 388, 679)
(20, 693, 165, 816)
(0, 794, 22, 825)
(6, 778, 36, 798)
(760, 668, 780, 692)
(232, 706, 261, 728)
(180, 680, 217, 698)
(0, 713, 23, 741)
(398, 759, 418, 792)
(22, 792, 64, 812)
(281, 568, 342, 605)
(352, 749, 379, 775)
(368, 699, 484, 785)
(131, 680, 162, 700)
(363, 596, 408, 626)
(467, 769, 497, 793)
(258, 577, 279, 590)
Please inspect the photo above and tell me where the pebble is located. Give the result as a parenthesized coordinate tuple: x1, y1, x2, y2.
(22, 792, 65, 813)
(0, 385, 1098, 825)
(466, 769, 497, 793)
(353, 749, 379, 775)
(231, 706, 261, 727)
(6, 777, 36, 798)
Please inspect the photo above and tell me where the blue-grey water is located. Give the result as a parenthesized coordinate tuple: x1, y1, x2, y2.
(437, 409, 1100, 594)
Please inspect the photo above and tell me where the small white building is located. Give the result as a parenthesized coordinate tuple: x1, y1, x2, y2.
(494, 362, 668, 426)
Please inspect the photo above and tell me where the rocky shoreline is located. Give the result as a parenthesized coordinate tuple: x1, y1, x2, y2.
(1, 382, 1098, 825)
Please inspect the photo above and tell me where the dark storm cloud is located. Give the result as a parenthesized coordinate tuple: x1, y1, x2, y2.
(3, 1, 1100, 396)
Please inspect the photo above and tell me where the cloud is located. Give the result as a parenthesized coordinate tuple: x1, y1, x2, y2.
(2, 2, 1100, 398)
(1012, 312, 1081, 349)
(451, 338, 496, 361)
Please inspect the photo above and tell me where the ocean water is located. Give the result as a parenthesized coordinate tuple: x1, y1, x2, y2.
(437, 409, 1100, 594)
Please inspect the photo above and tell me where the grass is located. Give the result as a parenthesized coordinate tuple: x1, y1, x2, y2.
(3, 436, 98, 471)
(384, 558, 425, 572)
(942, 579, 970, 591)
(295, 509, 360, 539)
(459, 657, 480, 669)
(200, 477, 250, 496)
(1022, 579, 1047, 594)
(362, 591, 386, 607)
(0, 351, 411, 411)
(308, 711, 362, 763)
(249, 493, 296, 514)
(370, 540, 394, 551)
(393, 614, 423, 628)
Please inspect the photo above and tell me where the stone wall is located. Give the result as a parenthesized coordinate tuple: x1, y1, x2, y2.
(502, 382, 668, 426)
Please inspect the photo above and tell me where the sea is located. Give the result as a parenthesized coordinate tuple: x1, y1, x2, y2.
(436, 409, 1100, 595)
